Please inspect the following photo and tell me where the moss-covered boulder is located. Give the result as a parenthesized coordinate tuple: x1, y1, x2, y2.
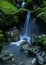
(37, 35, 46, 51)
(32, 34, 46, 51)
(12, 29, 20, 42)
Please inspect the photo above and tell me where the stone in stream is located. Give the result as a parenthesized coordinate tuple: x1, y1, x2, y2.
(37, 55, 45, 65)
(32, 34, 46, 51)
(0, 53, 17, 65)
(22, 45, 46, 65)
(24, 58, 36, 65)
(26, 46, 41, 56)
(44, 64, 46, 65)
(20, 39, 29, 52)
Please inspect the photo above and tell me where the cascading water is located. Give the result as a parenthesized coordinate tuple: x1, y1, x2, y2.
(11, 2, 26, 46)
(20, 11, 31, 43)
(24, 11, 31, 36)
(21, 2, 25, 8)
(11, 2, 39, 46)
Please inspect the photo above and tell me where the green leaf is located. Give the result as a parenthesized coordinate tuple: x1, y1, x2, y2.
(0, 0, 19, 14)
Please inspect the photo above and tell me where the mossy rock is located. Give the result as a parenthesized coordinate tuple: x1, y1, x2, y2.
(35, 35, 46, 51)
(37, 35, 46, 51)
(31, 34, 46, 51)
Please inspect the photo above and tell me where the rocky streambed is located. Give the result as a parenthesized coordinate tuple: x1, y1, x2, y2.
(0, 42, 36, 65)
(0, 38, 46, 65)
(0, 27, 46, 65)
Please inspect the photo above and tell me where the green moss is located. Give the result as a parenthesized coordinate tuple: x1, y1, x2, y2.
(0, 0, 19, 14)
(38, 35, 46, 51)
(26, 0, 32, 3)
(0, 30, 3, 34)
(20, 8, 29, 12)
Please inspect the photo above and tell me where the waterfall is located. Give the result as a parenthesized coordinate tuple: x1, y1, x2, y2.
(11, 2, 26, 46)
(24, 11, 31, 36)
(20, 2, 31, 43)
(20, 11, 31, 43)
(11, 2, 39, 46)
(11, 11, 31, 46)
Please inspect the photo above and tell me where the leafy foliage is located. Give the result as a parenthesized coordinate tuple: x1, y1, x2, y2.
(0, 0, 20, 30)
(32, 0, 46, 23)
(0, 0, 19, 14)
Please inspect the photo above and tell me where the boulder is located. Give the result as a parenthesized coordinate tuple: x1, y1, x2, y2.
(0, 53, 17, 64)
(5, 28, 20, 42)
(20, 39, 28, 52)
(27, 46, 41, 56)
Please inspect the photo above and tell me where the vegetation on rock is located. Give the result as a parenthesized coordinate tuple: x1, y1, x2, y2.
(0, 29, 5, 52)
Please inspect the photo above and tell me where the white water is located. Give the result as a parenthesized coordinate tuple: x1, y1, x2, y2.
(20, 11, 31, 43)
(24, 11, 31, 36)
(21, 2, 25, 8)
(11, 11, 30, 46)
(11, 2, 31, 45)
(11, 2, 27, 46)
(11, 40, 25, 46)
(11, 2, 39, 46)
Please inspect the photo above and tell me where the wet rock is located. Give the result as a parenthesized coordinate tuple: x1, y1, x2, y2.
(27, 46, 41, 56)
(37, 55, 45, 65)
(44, 55, 46, 64)
(36, 50, 46, 65)
(0, 53, 17, 65)
(5, 28, 20, 42)
(31, 34, 46, 51)
(38, 34, 46, 51)
(20, 40, 29, 52)
(25, 58, 36, 65)
(31, 58, 36, 65)
(44, 64, 46, 65)
(19, 61, 24, 65)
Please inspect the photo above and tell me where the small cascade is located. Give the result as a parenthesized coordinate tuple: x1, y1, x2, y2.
(11, 2, 26, 46)
(21, 2, 25, 8)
